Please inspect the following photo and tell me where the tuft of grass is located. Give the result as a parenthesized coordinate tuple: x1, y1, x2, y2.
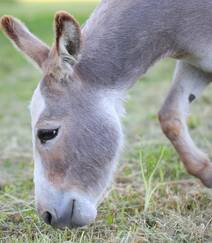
(140, 147, 165, 212)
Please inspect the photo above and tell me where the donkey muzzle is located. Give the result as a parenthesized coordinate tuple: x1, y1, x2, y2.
(40, 196, 97, 229)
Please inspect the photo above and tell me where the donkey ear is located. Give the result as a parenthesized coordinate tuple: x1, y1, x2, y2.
(0, 16, 50, 69)
(55, 11, 81, 65)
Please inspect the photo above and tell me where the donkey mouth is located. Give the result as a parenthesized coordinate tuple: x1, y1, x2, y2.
(39, 195, 97, 229)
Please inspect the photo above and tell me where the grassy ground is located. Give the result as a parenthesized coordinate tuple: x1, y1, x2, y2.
(0, 2, 212, 242)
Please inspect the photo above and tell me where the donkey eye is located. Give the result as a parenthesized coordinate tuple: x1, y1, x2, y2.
(37, 128, 59, 144)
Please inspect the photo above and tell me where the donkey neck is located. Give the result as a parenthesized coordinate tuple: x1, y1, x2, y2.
(76, 0, 176, 89)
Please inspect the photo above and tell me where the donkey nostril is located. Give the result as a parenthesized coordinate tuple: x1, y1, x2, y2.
(42, 211, 52, 225)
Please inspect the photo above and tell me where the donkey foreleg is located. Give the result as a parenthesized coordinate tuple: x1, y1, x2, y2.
(159, 61, 212, 187)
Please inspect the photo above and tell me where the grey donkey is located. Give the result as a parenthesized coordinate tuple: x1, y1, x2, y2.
(1, 0, 212, 229)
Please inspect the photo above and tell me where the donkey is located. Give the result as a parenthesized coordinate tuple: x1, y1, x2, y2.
(1, 0, 212, 229)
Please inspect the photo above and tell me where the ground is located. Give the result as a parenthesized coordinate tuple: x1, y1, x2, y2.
(0, 1, 211, 242)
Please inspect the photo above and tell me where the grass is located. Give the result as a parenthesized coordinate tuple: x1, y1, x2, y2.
(0, 1, 212, 242)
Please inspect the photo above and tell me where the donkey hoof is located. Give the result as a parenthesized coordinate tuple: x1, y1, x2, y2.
(199, 164, 212, 188)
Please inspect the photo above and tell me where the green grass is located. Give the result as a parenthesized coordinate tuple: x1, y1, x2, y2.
(0, 2, 212, 242)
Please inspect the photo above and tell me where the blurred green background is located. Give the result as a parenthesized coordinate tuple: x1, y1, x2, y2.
(0, 1, 211, 242)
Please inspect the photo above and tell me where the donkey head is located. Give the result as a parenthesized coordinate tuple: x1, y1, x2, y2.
(0, 12, 123, 228)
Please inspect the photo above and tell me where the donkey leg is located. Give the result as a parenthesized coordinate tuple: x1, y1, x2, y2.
(159, 61, 212, 187)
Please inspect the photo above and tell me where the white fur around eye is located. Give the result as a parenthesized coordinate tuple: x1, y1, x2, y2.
(30, 83, 46, 130)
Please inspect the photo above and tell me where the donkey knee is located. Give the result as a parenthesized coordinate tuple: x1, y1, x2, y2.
(158, 109, 182, 141)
